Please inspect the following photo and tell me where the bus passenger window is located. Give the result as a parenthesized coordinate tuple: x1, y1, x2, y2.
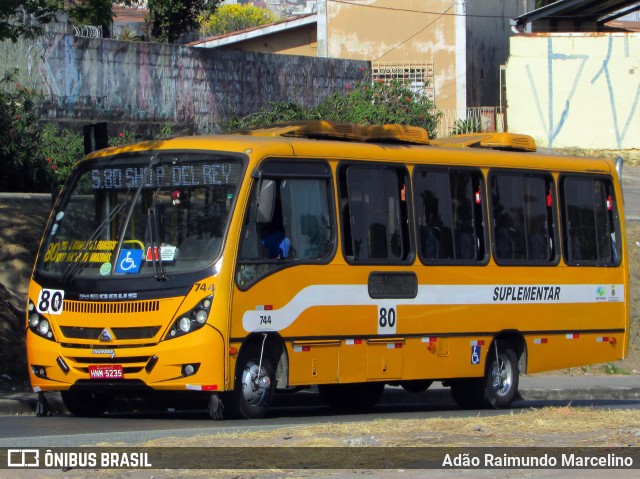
(339, 164, 412, 263)
(236, 162, 335, 288)
(490, 172, 556, 264)
(561, 176, 620, 266)
(414, 167, 486, 264)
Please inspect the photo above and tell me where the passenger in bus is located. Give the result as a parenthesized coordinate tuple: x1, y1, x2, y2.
(259, 206, 290, 259)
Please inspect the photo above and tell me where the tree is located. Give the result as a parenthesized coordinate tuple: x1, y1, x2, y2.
(147, 0, 220, 43)
(66, 0, 115, 37)
(200, 3, 279, 37)
(0, 0, 60, 42)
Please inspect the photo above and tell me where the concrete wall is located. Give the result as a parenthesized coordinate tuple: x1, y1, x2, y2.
(0, 19, 365, 137)
(506, 33, 640, 149)
(324, 0, 459, 111)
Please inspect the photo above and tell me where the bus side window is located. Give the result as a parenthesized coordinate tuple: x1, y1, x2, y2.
(339, 164, 412, 264)
(490, 171, 557, 265)
(561, 175, 620, 266)
(414, 167, 486, 264)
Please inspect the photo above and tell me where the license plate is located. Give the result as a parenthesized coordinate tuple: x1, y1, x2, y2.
(88, 365, 123, 379)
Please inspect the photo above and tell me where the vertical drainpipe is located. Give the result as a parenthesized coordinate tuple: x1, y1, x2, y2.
(317, 0, 328, 57)
(456, 0, 467, 114)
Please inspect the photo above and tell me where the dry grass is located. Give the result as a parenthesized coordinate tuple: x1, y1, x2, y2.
(137, 407, 640, 449)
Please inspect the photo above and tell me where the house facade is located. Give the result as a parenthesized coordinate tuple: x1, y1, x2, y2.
(506, 0, 640, 149)
(193, 0, 535, 136)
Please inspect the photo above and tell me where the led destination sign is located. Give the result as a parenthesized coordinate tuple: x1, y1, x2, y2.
(90, 162, 240, 190)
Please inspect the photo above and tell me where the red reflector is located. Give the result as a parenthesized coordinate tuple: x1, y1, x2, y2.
(477, 340, 485, 346)
(395, 343, 403, 349)
(202, 385, 218, 391)
(542, 338, 548, 344)
(475, 188, 481, 204)
(607, 195, 613, 211)
(354, 339, 362, 345)
(302, 346, 310, 352)
(264, 305, 273, 310)
(546, 192, 552, 207)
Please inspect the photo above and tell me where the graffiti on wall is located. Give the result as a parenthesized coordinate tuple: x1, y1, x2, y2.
(509, 35, 640, 150)
(0, 22, 365, 134)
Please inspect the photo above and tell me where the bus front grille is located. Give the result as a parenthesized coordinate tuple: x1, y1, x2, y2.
(64, 300, 161, 314)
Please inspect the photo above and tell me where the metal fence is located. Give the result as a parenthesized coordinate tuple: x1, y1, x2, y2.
(435, 107, 505, 139)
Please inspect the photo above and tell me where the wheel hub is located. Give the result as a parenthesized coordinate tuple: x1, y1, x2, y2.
(240, 360, 271, 406)
(491, 354, 512, 397)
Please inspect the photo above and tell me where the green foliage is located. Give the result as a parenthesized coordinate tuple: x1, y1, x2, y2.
(450, 117, 480, 136)
(602, 362, 629, 375)
(147, 0, 218, 43)
(0, 69, 50, 191)
(67, 0, 113, 33)
(40, 123, 84, 183)
(0, 0, 60, 42)
(108, 129, 137, 147)
(222, 69, 442, 140)
(200, 3, 279, 37)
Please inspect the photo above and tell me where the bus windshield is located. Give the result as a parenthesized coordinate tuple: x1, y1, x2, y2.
(37, 151, 244, 280)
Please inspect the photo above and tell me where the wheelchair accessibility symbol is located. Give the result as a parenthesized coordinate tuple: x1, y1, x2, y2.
(116, 249, 143, 274)
(471, 345, 481, 365)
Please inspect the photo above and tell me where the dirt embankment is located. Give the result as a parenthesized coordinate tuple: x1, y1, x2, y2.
(0, 195, 52, 390)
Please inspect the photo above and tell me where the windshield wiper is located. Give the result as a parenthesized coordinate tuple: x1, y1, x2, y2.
(146, 201, 166, 281)
(61, 201, 128, 283)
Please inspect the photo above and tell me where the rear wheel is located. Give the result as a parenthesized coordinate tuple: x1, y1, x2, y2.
(226, 344, 276, 419)
(318, 382, 385, 410)
(450, 343, 520, 410)
(61, 390, 113, 417)
(483, 346, 519, 408)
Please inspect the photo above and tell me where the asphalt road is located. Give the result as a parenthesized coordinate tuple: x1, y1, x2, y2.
(1, 378, 639, 447)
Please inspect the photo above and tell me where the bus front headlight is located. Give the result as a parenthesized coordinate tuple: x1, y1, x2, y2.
(27, 301, 56, 341)
(165, 295, 213, 340)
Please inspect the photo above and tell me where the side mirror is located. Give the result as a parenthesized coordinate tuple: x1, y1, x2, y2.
(256, 178, 275, 223)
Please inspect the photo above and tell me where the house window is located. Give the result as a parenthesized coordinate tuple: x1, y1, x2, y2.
(372, 62, 435, 101)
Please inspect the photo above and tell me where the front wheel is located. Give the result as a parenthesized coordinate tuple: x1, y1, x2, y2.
(226, 344, 276, 419)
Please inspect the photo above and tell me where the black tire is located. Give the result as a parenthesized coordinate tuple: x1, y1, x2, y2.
(318, 382, 385, 410)
(450, 345, 519, 409)
(400, 380, 432, 393)
(482, 346, 519, 408)
(226, 344, 276, 419)
(61, 390, 112, 417)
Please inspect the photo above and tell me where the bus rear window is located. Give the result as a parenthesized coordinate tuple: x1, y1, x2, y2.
(561, 175, 620, 266)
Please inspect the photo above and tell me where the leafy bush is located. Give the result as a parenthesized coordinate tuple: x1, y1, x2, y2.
(222, 69, 442, 140)
(40, 123, 84, 185)
(0, 69, 49, 192)
(450, 117, 480, 135)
